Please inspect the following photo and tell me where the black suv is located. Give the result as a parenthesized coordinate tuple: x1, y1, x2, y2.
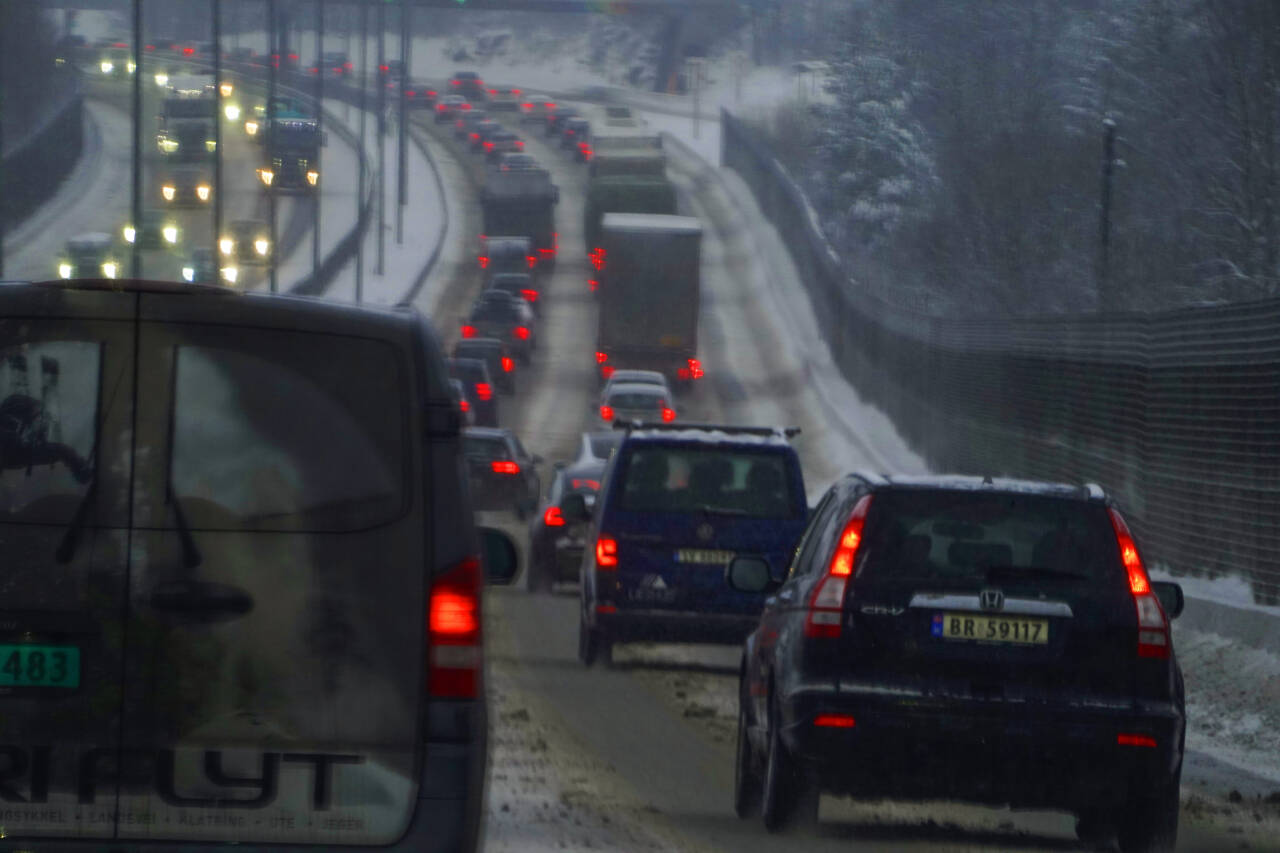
(731, 474, 1186, 853)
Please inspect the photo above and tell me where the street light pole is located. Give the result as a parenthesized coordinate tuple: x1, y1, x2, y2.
(267, 0, 278, 293)
(1098, 117, 1117, 311)
(312, 0, 323, 279)
(375, 1, 385, 274)
(396, 0, 409, 245)
(356, 0, 367, 302)
(213, 0, 223, 268)
(131, 0, 143, 278)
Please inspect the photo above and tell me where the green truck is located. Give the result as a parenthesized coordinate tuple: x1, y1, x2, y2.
(595, 213, 704, 384)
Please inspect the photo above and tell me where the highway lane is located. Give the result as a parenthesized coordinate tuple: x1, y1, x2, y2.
(411, 98, 1271, 852)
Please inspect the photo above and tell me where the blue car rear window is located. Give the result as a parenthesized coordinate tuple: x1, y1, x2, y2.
(617, 446, 798, 519)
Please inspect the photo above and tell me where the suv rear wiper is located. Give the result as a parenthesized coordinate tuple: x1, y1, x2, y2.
(984, 564, 1089, 583)
(695, 504, 751, 517)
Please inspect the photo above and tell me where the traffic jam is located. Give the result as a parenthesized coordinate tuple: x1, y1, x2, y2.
(6, 24, 1224, 853)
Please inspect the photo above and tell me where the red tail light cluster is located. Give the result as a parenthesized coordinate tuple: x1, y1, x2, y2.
(661, 407, 677, 422)
(544, 506, 565, 527)
(484, 141, 494, 152)
(526, 255, 538, 269)
(678, 358, 706, 381)
(589, 248, 606, 270)
(521, 289, 539, 302)
(475, 382, 493, 401)
(515, 140, 525, 150)
(427, 557, 482, 698)
(478, 256, 489, 269)
(813, 714, 856, 729)
(513, 326, 530, 341)
(806, 495, 872, 638)
(182, 46, 195, 56)
(459, 398, 471, 413)
(595, 535, 618, 568)
(600, 365, 615, 379)
(1117, 733, 1157, 748)
(588, 279, 599, 292)
(600, 405, 614, 421)
(595, 351, 609, 364)
(501, 356, 515, 373)
(1109, 508, 1170, 659)
(461, 324, 477, 338)
(491, 460, 520, 475)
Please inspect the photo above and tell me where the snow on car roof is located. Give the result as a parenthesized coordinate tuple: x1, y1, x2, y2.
(880, 474, 1104, 500)
(624, 425, 797, 448)
(605, 382, 667, 398)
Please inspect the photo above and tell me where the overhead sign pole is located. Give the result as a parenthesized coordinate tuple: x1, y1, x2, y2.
(313, 0, 324, 279)
(131, 0, 143, 278)
(396, 0, 409, 245)
(356, 0, 368, 302)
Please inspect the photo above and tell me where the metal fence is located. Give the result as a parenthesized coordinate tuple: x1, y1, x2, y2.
(1, 74, 83, 232)
(721, 107, 1280, 605)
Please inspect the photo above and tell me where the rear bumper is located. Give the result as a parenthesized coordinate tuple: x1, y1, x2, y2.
(778, 682, 1184, 809)
(593, 607, 757, 645)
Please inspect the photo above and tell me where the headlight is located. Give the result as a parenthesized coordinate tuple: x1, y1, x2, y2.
(162, 185, 176, 200)
(196, 185, 210, 201)
(182, 266, 195, 282)
(219, 237, 234, 256)
(123, 225, 137, 244)
(258, 169, 274, 186)
(254, 238, 270, 256)
(221, 266, 238, 284)
(224, 104, 241, 121)
(162, 225, 179, 244)
(205, 139, 217, 152)
(159, 138, 179, 153)
(100, 60, 113, 74)
(126, 61, 136, 74)
(306, 170, 319, 186)
(220, 82, 234, 98)
(245, 120, 259, 136)
(58, 263, 73, 279)
(155, 72, 169, 87)
(101, 261, 118, 279)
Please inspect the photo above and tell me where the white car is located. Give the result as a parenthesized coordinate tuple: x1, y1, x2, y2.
(598, 382, 675, 427)
(600, 369, 669, 400)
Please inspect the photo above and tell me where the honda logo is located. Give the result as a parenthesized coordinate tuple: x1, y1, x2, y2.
(979, 588, 1004, 612)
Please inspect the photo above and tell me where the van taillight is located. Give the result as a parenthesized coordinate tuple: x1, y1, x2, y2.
(502, 356, 515, 372)
(491, 460, 520, 475)
(806, 494, 872, 639)
(1109, 508, 1169, 659)
(475, 382, 493, 401)
(428, 557, 482, 698)
(600, 405, 614, 421)
(459, 398, 470, 413)
(596, 535, 618, 569)
(461, 325, 477, 338)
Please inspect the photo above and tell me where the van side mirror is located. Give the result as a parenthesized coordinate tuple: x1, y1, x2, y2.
(479, 527, 519, 585)
(726, 556, 775, 594)
(560, 492, 591, 523)
(1152, 581, 1184, 619)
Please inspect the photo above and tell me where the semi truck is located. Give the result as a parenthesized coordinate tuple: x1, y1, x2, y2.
(595, 213, 704, 384)
(157, 77, 218, 162)
(480, 167, 560, 268)
(259, 117, 323, 192)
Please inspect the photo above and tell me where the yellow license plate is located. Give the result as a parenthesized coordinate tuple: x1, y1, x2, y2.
(674, 549, 734, 565)
(932, 612, 1048, 645)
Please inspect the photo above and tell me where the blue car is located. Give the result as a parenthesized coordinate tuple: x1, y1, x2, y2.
(568, 422, 808, 666)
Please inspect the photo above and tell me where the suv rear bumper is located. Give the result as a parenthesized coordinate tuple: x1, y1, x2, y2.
(779, 683, 1183, 810)
(594, 607, 756, 644)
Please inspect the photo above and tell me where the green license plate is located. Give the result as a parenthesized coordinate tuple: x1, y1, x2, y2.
(0, 644, 80, 688)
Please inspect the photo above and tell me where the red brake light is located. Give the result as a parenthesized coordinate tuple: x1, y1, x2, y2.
(436, 103, 446, 111)
(814, 714, 856, 729)
(427, 557, 482, 698)
(462, 103, 472, 110)
(405, 90, 416, 97)
(688, 358, 704, 379)
(521, 288, 539, 302)
(183, 46, 195, 56)
(600, 405, 614, 421)
(589, 248, 606, 270)
(1117, 733, 1157, 748)
(526, 255, 538, 269)
(459, 398, 470, 413)
(522, 102, 533, 109)
(288, 53, 298, 61)
(501, 356, 515, 372)
(595, 535, 618, 569)
(461, 324, 477, 338)
(588, 279, 599, 293)
(484, 141, 494, 151)
(344, 61, 353, 69)
(475, 382, 493, 401)
(491, 459, 520, 475)
(450, 79, 459, 85)
(515, 140, 525, 149)
(544, 506, 566, 527)
(677, 367, 691, 380)
(600, 365, 614, 379)
(572, 479, 601, 491)
(380, 64, 390, 73)
(661, 407, 676, 422)
(512, 88, 521, 95)
(1109, 508, 1169, 659)
(806, 495, 873, 639)
(478, 256, 489, 269)
(595, 351, 608, 364)
(513, 326, 530, 341)
(488, 88, 497, 94)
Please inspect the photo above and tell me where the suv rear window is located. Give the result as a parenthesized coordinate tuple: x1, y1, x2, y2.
(860, 490, 1120, 583)
(617, 446, 798, 519)
(464, 435, 509, 459)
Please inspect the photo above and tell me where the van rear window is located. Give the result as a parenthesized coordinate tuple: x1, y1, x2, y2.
(170, 333, 405, 532)
(860, 490, 1120, 583)
(617, 446, 798, 519)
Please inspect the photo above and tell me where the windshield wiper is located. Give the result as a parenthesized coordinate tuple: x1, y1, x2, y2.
(985, 564, 1089, 583)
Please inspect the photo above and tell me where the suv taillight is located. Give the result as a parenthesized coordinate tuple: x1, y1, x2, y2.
(1108, 508, 1169, 659)
(596, 535, 618, 569)
(805, 495, 872, 639)
(428, 557, 482, 698)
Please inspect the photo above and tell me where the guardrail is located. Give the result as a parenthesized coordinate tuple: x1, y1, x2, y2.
(721, 107, 1280, 606)
(1, 75, 83, 234)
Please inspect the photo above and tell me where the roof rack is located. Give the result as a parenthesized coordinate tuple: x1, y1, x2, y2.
(613, 420, 801, 438)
